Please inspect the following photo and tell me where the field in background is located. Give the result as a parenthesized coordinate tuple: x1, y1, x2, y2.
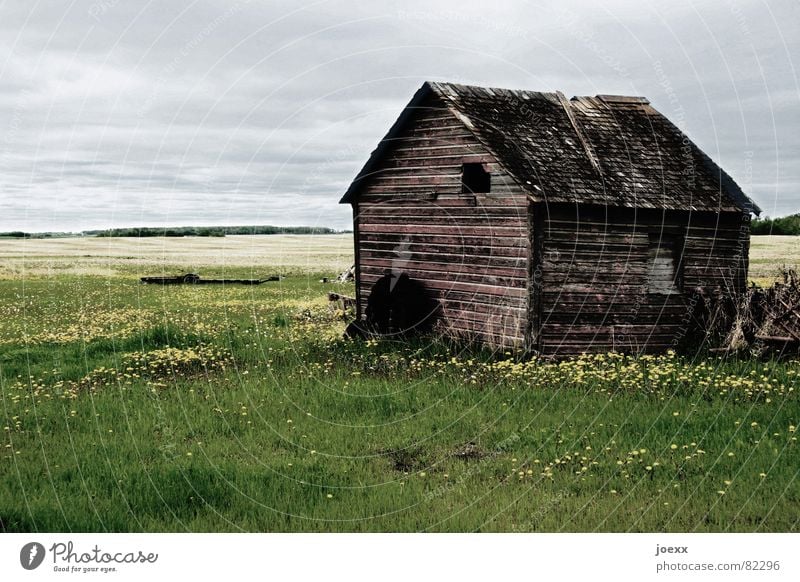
(0, 234, 354, 279)
(749, 236, 800, 286)
(0, 235, 798, 532)
(2, 233, 796, 285)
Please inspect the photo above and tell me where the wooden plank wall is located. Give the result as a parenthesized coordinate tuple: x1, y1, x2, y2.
(352, 94, 531, 348)
(536, 203, 750, 357)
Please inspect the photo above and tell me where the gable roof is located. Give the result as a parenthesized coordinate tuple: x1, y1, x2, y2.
(340, 81, 760, 214)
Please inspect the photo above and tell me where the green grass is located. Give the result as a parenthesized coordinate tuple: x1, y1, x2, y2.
(0, 238, 798, 532)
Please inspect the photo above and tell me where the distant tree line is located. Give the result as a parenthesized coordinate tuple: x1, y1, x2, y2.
(751, 213, 800, 235)
(0, 226, 351, 238)
(0, 231, 80, 239)
(88, 227, 227, 237)
(88, 226, 348, 237)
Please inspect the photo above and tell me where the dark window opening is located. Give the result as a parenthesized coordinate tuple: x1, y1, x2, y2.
(647, 233, 682, 294)
(461, 163, 491, 194)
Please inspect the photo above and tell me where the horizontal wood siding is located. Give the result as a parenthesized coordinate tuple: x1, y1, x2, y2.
(353, 94, 531, 348)
(537, 204, 750, 357)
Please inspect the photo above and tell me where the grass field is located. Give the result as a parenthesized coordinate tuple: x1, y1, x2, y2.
(0, 235, 798, 532)
(749, 235, 800, 286)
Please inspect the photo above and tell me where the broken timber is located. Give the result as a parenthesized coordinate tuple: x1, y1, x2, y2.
(140, 273, 280, 285)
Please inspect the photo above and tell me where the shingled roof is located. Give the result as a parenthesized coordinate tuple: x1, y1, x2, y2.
(341, 81, 759, 214)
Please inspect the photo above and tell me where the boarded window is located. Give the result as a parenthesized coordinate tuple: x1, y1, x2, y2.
(461, 163, 490, 193)
(647, 234, 681, 294)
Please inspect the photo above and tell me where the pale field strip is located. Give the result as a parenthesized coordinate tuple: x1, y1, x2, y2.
(0, 234, 355, 277)
(748, 235, 800, 285)
(0, 234, 796, 283)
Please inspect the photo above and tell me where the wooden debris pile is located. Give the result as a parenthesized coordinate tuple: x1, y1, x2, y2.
(705, 269, 800, 356)
(327, 292, 356, 320)
(749, 268, 800, 349)
(319, 264, 355, 284)
(337, 264, 355, 283)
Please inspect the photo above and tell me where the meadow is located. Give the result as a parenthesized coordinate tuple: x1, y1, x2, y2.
(0, 234, 798, 532)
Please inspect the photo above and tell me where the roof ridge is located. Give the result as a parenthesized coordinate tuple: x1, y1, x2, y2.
(428, 81, 654, 103)
(595, 94, 649, 104)
(427, 80, 559, 101)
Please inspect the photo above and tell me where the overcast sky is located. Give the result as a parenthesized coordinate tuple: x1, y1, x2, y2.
(1, 0, 798, 232)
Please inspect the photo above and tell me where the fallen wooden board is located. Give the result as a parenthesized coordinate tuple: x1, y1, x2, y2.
(140, 273, 280, 285)
(755, 334, 799, 343)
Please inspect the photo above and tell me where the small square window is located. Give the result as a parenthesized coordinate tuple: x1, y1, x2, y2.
(461, 163, 491, 194)
(647, 234, 681, 294)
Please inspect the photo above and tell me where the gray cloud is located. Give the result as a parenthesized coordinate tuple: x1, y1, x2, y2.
(1, 0, 798, 232)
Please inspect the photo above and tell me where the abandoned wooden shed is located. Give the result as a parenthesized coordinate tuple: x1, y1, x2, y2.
(340, 81, 760, 356)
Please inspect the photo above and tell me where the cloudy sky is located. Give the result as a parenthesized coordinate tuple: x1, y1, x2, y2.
(1, 0, 798, 232)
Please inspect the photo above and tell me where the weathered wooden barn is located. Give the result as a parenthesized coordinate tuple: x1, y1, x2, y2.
(340, 82, 759, 356)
